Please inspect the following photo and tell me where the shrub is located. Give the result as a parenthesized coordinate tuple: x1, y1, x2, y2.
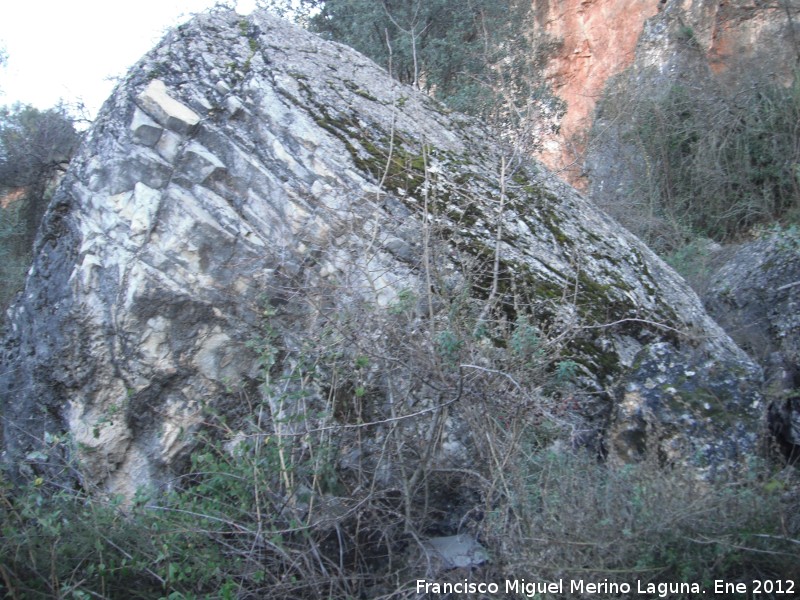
(591, 71, 800, 252)
(3, 271, 798, 598)
(3, 424, 797, 598)
(482, 446, 800, 596)
(0, 103, 80, 313)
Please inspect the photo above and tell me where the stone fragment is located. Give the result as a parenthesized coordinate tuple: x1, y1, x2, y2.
(136, 79, 201, 135)
(421, 534, 489, 570)
(224, 95, 245, 117)
(130, 107, 163, 147)
(156, 129, 182, 163)
(177, 141, 226, 184)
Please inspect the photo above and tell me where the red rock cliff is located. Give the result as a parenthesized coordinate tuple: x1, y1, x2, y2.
(536, 0, 800, 188)
(536, 0, 659, 187)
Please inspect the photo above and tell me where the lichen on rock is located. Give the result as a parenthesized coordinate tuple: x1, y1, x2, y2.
(704, 233, 800, 461)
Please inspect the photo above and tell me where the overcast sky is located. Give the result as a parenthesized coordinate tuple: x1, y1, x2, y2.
(0, 0, 258, 117)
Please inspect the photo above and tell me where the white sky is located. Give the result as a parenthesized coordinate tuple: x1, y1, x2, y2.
(0, 0, 258, 117)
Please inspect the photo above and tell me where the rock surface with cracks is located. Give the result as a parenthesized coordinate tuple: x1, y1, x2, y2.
(704, 235, 800, 460)
(1, 9, 763, 497)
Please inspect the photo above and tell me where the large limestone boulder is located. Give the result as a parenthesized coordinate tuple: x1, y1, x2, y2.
(704, 234, 800, 459)
(1, 9, 763, 496)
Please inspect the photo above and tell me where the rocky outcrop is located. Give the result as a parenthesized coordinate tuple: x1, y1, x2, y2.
(704, 235, 800, 460)
(534, 0, 800, 188)
(1, 9, 764, 497)
(626, 0, 799, 84)
(535, 0, 659, 185)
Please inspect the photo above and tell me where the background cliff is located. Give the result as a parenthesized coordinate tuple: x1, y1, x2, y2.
(535, 0, 800, 187)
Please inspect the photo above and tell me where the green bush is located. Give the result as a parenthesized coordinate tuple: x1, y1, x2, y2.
(0, 478, 166, 598)
(593, 71, 800, 253)
(0, 103, 81, 313)
(482, 446, 799, 596)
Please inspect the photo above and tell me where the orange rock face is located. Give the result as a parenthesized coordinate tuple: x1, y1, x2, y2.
(536, 0, 660, 188)
(0, 187, 27, 209)
(535, 0, 798, 188)
(705, 2, 795, 84)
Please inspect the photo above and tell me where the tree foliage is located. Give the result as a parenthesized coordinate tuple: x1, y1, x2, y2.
(0, 103, 80, 189)
(0, 103, 80, 310)
(293, 0, 561, 150)
(309, 1, 495, 95)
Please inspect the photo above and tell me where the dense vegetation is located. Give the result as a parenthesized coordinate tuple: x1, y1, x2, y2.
(2, 296, 798, 597)
(305, 0, 533, 111)
(0, 103, 80, 310)
(591, 71, 800, 257)
(3, 450, 798, 598)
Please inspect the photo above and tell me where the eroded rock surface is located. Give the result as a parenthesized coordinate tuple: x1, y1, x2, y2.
(535, 0, 659, 185)
(1, 9, 763, 496)
(705, 235, 800, 459)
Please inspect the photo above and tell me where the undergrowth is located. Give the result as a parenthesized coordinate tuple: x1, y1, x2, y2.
(3, 282, 798, 598)
(2, 435, 798, 599)
(592, 70, 800, 255)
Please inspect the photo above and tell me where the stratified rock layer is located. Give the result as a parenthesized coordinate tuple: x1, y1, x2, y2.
(1, 10, 763, 495)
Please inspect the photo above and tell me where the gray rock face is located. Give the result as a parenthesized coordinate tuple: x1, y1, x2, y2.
(1, 9, 763, 495)
(704, 235, 800, 458)
(609, 342, 763, 473)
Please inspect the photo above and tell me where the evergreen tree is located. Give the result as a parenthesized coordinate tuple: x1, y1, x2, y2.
(0, 103, 80, 309)
(0, 103, 79, 189)
(302, 0, 554, 132)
